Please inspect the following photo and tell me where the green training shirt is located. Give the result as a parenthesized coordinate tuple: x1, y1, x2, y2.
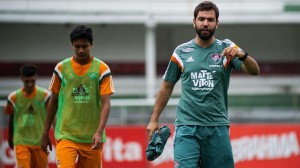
(14, 87, 48, 146)
(163, 39, 243, 126)
(55, 58, 106, 143)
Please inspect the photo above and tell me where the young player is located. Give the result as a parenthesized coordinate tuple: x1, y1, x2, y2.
(5, 64, 51, 168)
(41, 24, 115, 168)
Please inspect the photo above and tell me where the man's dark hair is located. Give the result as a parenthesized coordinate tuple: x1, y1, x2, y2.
(70, 24, 93, 44)
(194, 1, 219, 21)
(20, 64, 37, 77)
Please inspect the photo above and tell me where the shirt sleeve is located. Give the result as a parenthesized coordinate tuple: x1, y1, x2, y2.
(4, 91, 16, 115)
(43, 89, 51, 109)
(49, 62, 63, 94)
(231, 57, 243, 71)
(99, 61, 115, 95)
(163, 52, 182, 84)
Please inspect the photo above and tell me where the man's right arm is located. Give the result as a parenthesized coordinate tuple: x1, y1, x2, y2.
(5, 92, 16, 150)
(146, 80, 175, 138)
(41, 93, 58, 154)
(8, 114, 14, 149)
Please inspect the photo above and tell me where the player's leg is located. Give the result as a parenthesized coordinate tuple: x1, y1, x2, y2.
(200, 126, 234, 168)
(30, 146, 48, 168)
(56, 140, 78, 168)
(77, 142, 103, 168)
(174, 125, 201, 168)
(15, 145, 31, 168)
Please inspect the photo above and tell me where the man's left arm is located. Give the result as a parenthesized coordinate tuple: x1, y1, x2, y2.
(91, 94, 111, 150)
(222, 47, 260, 75)
(236, 51, 260, 75)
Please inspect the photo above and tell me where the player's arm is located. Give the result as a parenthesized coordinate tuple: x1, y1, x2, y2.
(44, 91, 56, 128)
(147, 80, 175, 138)
(5, 93, 15, 150)
(8, 114, 14, 149)
(222, 47, 260, 75)
(239, 53, 260, 75)
(92, 62, 114, 149)
(41, 93, 58, 154)
(91, 94, 111, 150)
(46, 96, 57, 129)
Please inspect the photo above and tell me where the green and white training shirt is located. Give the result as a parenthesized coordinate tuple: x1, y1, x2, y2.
(164, 39, 243, 126)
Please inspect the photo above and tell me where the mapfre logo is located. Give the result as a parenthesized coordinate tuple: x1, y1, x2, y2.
(181, 47, 194, 53)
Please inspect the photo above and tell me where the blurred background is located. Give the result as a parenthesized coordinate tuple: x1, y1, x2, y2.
(0, 0, 300, 167)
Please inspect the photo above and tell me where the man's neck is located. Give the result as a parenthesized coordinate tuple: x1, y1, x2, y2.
(23, 87, 35, 96)
(74, 55, 92, 65)
(195, 36, 215, 48)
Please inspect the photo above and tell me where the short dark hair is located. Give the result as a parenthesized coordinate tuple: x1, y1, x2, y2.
(194, 1, 219, 21)
(70, 25, 93, 44)
(20, 64, 37, 77)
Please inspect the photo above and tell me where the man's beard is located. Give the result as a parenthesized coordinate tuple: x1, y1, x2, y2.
(195, 27, 216, 41)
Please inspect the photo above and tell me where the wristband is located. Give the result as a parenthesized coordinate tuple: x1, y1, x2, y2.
(238, 52, 248, 61)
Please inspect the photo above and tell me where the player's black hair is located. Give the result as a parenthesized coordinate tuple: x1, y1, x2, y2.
(20, 64, 37, 77)
(70, 24, 93, 44)
(194, 1, 219, 21)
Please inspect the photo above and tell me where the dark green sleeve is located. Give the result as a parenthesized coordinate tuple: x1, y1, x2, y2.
(163, 60, 181, 84)
(231, 57, 243, 71)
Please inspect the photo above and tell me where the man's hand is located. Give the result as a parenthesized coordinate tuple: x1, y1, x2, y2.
(91, 132, 103, 150)
(41, 133, 52, 154)
(146, 121, 160, 139)
(222, 47, 245, 59)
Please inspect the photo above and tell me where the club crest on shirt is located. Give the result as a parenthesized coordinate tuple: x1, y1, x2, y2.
(211, 53, 222, 64)
(89, 72, 98, 80)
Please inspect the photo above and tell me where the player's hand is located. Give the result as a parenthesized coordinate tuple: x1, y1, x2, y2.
(41, 133, 52, 154)
(222, 47, 244, 59)
(146, 121, 160, 140)
(91, 132, 103, 150)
